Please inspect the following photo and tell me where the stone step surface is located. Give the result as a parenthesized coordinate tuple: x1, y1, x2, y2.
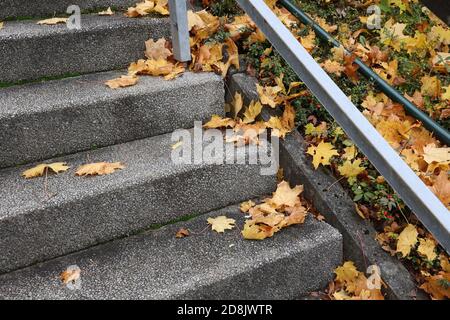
(0, 71, 224, 169)
(0, 204, 342, 299)
(0, 130, 276, 274)
(0, 14, 170, 83)
(0, 0, 138, 20)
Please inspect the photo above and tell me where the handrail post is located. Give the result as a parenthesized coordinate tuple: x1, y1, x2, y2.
(168, 0, 191, 62)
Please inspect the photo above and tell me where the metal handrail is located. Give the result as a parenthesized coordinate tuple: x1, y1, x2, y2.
(280, 0, 450, 146)
(236, 0, 450, 253)
(168, 0, 191, 62)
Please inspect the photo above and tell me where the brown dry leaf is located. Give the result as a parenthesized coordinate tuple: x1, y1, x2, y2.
(37, 17, 68, 25)
(344, 54, 360, 83)
(75, 162, 125, 176)
(430, 171, 450, 206)
(22, 162, 70, 179)
(60, 267, 81, 285)
(106, 75, 138, 89)
(98, 7, 114, 16)
(420, 272, 450, 300)
(396, 224, 418, 257)
(176, 228, 190, 238)
(207, 216, 236, 233)
(145, 38, 172, 60)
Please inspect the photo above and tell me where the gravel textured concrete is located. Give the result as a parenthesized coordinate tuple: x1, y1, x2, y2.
(0, 129, 277, 274)
(0, 204, 342, 300)
(228, 72, 428, 300)
(0, 71, 224, 168)
(0, 1, 138, 20)
(0, 15, 170, 83)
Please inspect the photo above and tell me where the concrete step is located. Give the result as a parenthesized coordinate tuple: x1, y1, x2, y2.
(0, 130, 276, 274)
(0, 71, 224, 168)
(0, 1, 138, 20)
(0, 203, 342, 299)
(0, 14, 170, 83)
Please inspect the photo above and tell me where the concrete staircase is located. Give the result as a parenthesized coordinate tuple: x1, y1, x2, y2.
(0, 2, 342, 299)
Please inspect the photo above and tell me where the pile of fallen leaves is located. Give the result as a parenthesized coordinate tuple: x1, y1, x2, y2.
(328, 261, 385, 300)
(240, 181, 308, 240)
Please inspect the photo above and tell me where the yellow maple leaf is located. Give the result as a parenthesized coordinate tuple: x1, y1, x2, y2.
(75, 162, 125, 176)
(242, 100, 263, 124)
(396, 224, 418, 257)
(207, 216, 236, 233)
(0, 21, 4, 30)
(105, 75, 138, 89)
(265, 116, 289, 138)
(306, 141, 339, 169)
(421, 76, 441, 98)
(321, 59, 345, 76)
(37, 17, 68, 25)
(126, 0, 168, 17)
(343, 145, 357, 160)
(241, 221, 270, 240)
(22, 162, 70, 179)
(338, 159, 365, 179)
(269, 181, 303, 209)
(335, 261, 361, 289)
(203, 115, 235, 129)
(257, 84, 282, 108)
(417, 238, 437, 261)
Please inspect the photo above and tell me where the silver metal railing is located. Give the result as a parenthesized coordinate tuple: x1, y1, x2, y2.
(168, 0, 450, 252)
(168, 0, 191, 62)
(236, 0, 450, 253)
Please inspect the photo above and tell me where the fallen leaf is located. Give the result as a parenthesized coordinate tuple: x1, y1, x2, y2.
(338, 159, 365, 179)
(423, 144, 450, 164)
(306, 141, 339, 169)
(269, 181, 303, 209)
(203, 115, 235, 129)
(37, 17, 68, 25)
(396, 224, 418, 257)
(98, 7, 114, 16)
(105, 75, 138, 89)
(420, 272, 450, 300)
(421, 76, 441, 98)
(242, 100, 263, 124)
(75, 162, 125, 176)
(0, 22, 4, 30)
(231, 92, 243, 119)
(22, 162, 70, 179)
(176, 228, 190, 238)
(240, 200, 255, 213)
(60, 266, 81, 285)
(430, 171, 450, 206)
(417, 238, 437, 261)
(145, 38, 172, 60)
(207, 216, 236, 233)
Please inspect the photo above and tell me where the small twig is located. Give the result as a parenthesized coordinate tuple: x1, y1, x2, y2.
(324, 176, 345, 191)
(395, 198, 410, 224)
